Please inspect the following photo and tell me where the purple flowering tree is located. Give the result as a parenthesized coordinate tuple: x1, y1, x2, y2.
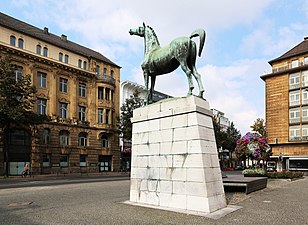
(235, 132, 272, 166)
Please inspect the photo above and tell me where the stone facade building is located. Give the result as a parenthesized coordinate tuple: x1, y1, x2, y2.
(261, 37, 308, 171)
(0, 12, 121, 175)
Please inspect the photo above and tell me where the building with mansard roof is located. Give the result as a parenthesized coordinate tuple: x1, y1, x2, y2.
(0, 12, 121, 175)
(261, 37, 308, 171)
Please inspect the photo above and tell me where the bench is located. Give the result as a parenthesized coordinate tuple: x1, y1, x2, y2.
(223, 177, 268, 194)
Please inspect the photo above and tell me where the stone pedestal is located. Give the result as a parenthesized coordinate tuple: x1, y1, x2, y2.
(129, 96, 226, 214)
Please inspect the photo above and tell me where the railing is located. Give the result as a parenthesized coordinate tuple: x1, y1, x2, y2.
(273, 60, 308, 73)
(96, 74, 115, 85)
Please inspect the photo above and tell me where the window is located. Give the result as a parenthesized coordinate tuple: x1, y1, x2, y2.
(98, 87, 104, 100)
(59, 102, 68, 118)
(303, 71, 308, 87)
(303, 90, 308, 105)
(291, 60, 299, 68)
(290, 91, 300, 106)
(98, 108, 104, 123)
(105, 88, 110, 100)
(79, 106, 86, 121)
(36, 45, 41, 54)
(59, 78, 68, 92)
(37, 71, 47, 88)
(14, 66, 23, 81)
(60, 155, 68, 167)
(18, 38, 24, 49)
(37, 98, 47, 115)
(96, 65, 100, 74)
(59, 52, 63, 62)
(103, 68, 107, 76)
(305, 57, 308, 65)
(10, 35, 16, 46)
(289, 72, 300, 89)
(43, 47, 48, 57)
(64, 54, 69, 64)
(78, 59, 82, 68)
(289, 108, 300, 124)
(43, 128, 50, 144)
(303, 107, 308, 122)
(80, 155, 87, 167)
(290, 125, 300, 141)
(78, 132, 88, 146)
(83, 61, 87, 70)
(101, 134, 109, 148)
(42, 154, 51, 167)
(79, 83, 86, 97)
(105, 109, 110, 124)
(99, 156, 111, 172)
(111, 70, 114, 78)
(59, 130, 69, 146)
(302, 125, 308, 140)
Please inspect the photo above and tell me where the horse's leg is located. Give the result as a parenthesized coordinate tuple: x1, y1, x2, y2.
(180, 61, 194, 96)
(191, 65, 204, 98)
(150, 75, 156, 103)
(143, 71, 149, 105)
(189, 41, 204, 98)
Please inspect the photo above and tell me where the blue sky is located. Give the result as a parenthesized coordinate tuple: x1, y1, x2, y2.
(1, 0, 308, 134)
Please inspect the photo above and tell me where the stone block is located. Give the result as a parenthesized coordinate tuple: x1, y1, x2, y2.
(160, 117, 173, 130)
(159, 167, 172, 180)
(171, 114, 188, 128)
(186, 182, 207, 197)
(187, 195, 210, 212)
(159, 180, 172, 193)
(168, 193, 187, 210)
(171, 167, 187, 181)
(186, 168, 205, 182)
(172, 181, 187, 194)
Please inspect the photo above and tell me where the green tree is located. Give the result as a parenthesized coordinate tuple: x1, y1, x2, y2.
(0, 56, 47, 177)
(250, 118, 266, 136)
(119, 90, 143, 141)
(213, 119, 241, 151)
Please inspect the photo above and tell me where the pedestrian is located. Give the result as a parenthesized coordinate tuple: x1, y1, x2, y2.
(22, 163, 29, 177)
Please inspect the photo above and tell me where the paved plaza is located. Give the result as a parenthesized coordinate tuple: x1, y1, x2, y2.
(0, 174, 307, 225)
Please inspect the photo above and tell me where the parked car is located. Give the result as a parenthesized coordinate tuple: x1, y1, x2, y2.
(267, 161, 276, 172)
(235, 165, 244, 170)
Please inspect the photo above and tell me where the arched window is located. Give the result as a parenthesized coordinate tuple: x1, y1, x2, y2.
(59, 130, 69, 146)
(43, 47, 48, 57)
(78, 59, 82, 68)
(64, 54, 69, 64)
(83, 61, 87, 70)
(43, 128, 51, 144)
(78, 132, 88, 146)
(101, 134, 109, 148)
(59, 52, 63, 62)
(110, 70, 114, 78)
(103, 68, 107, 76)
(18, 38, 24, 49)
(36, 45, 41, 54)
(10, 35, 16, 46)
(96, 65, 100, 74)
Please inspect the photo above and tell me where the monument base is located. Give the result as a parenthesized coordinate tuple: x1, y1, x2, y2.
(129, 96, 227, 214)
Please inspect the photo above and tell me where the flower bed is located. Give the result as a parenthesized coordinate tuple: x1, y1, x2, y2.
(267, 170, 304, 179)
(242, 168, 267, 177)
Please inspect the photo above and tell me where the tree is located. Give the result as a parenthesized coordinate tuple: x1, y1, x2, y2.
(250, 118, 266, 137)
(119, 90, 143, 141)
(0, 56, 47, 177)
(213, 119, 241, 151)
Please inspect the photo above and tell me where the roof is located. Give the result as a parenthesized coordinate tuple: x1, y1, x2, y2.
(0, 12, 120, 68)
(269, 37, 308, 65)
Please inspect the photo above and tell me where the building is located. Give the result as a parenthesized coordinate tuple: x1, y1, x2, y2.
(119, 80, 172, 170)
(211, 109, 230, 131)
(0, 12, 121, 176)
(261, 37, 308, 171)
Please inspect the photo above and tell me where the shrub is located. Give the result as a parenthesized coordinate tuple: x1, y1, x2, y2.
(267, 170, 304, 179)
(242, 168, 267, 176)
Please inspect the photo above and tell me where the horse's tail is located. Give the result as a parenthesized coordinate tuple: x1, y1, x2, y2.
(190, 29, 206, 57)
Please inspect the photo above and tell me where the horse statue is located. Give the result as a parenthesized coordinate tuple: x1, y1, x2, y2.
(129, 23, 206, 105)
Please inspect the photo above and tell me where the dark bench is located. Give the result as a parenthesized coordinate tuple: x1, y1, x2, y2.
(223, 176, 268, 194)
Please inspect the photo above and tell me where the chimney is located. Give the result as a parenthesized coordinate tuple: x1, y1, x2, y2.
(61, 34, 67, 41)
(304, 37, 308, 41)
(43, 27, 49, 34)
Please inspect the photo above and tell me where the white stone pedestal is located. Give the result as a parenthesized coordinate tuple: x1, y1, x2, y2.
(129, 96, 226, 214)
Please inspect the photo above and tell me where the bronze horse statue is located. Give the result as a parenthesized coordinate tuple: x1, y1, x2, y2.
(129, 23, 206, 104)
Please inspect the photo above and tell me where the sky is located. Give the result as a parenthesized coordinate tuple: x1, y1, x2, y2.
(1, 0, 308, 135)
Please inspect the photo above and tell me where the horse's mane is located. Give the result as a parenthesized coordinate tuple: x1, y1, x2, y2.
(147, 25, 160, 46)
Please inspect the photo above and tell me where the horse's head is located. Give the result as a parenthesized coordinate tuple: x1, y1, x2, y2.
(129, 23, 146, 37)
